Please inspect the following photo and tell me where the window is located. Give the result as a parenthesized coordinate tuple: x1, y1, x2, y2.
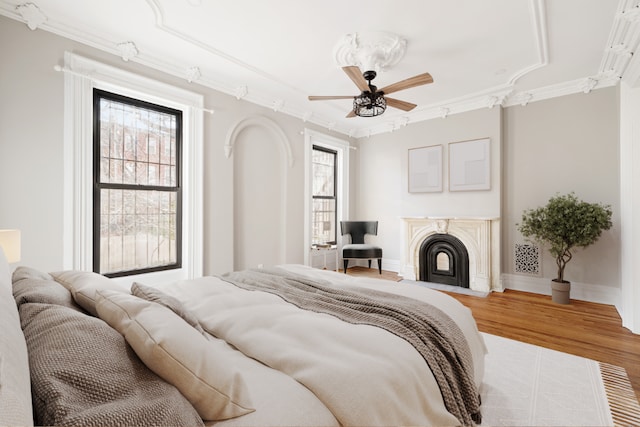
(303, 129, 350, 266)
(312, 145, 337, 245)
(93, 89, 182, 277)
(64, 52, 203, 285)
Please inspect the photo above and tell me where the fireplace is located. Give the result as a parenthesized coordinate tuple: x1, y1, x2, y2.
(402, 217, 502, 292)
(419, 234, 469, 288)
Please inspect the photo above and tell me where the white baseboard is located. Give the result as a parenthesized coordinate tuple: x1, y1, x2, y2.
(501, 273, 621, 309)
(382, 258, 401, 273)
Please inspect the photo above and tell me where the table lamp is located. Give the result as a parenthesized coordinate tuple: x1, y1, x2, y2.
(0, 229, 21, 263)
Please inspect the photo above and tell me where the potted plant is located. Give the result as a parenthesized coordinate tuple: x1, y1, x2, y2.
(517, 193, 612, 304)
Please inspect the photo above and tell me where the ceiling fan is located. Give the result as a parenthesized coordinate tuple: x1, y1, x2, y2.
(308, 66, 433, 118)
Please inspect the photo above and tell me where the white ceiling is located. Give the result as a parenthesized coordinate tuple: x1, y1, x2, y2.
(1, 0, 637, 137)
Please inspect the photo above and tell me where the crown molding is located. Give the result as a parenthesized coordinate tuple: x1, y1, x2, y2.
(600, 0, 640, 79)
(502, 73, 620, 108)
(352, 85, 514, 138)
(623, 48, 640, 86)
(15, 2, 45, 30)
(116, 41, 138, 62)
(355, 71, 620, 138)
(0, 1, 357, 137)
(142, 0, 357, 135)
(0, 0, 624, 140)
(608, 0, 640, 86)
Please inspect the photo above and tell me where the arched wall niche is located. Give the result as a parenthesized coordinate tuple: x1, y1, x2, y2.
(225, 115, 294, 167)
(225, 115, 293, 270)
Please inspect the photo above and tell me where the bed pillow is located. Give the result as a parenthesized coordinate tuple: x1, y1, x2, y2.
(49, 270, 129, 316)
(12, 266, 83, 311)
(131, 282, 207, 336)
(19, 301, 204, 427)
(12, 265, 51, 282)
(0, 250, 33, 426)
(96, 290, 255, 421)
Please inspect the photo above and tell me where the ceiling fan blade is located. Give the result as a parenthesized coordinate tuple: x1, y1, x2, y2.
(379, 72, 433, 95)
(346, 110, 356, 118)
(386, 97, 417, 112)
(342, 66, 370, 92)
(308, 95, 354, 100)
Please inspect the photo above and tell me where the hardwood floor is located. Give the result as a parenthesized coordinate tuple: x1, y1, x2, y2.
(342, 266, 640, 402)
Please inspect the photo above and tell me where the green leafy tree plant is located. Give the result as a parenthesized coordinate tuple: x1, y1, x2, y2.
(517, 193, 613, 283)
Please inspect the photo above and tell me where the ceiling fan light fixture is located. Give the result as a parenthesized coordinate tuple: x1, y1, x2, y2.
(308, 65, 432, 118)
(353, 92, 387, 117)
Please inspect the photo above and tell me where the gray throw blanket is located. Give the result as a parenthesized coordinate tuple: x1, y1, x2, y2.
(221, 268, 481, 426)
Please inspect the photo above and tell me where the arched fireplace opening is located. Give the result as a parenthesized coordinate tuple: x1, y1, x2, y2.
(419, 234, 469, 288)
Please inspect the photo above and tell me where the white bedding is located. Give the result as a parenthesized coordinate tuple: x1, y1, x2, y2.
(156, 265, 487, 426)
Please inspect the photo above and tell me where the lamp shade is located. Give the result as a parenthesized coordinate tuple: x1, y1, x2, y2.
(0, 229, 21, 263)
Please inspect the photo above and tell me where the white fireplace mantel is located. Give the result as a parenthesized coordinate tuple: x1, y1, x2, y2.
(401, 216, 502, 292)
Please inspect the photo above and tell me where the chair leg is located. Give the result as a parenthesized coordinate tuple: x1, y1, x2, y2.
(377, 259, 382, 274)
(343, 259, 349, 273)
(368, 259, 372, 269)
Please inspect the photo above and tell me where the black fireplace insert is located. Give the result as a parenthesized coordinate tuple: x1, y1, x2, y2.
(418, 233, 469, 288)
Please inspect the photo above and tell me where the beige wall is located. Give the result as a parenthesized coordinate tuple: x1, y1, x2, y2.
(502, 88, 620, 288)
(0, 17, 66, 270)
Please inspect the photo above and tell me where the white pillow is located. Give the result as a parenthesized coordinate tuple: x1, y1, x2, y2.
(49, 270, 129, 316)
(95, 290, 255, 421)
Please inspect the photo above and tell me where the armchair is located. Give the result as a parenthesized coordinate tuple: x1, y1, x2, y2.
(340, 221, 382, 274)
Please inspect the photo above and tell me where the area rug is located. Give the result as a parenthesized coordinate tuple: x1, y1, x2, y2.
(400, 279, 490, 297)
(481, 333, 640, 426)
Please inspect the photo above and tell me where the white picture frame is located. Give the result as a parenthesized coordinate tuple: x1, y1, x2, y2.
(449, 138, 491, 191)
(408, 144, 443, 193)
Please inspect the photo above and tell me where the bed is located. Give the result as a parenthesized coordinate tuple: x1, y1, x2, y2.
(0, 252, 487, 427)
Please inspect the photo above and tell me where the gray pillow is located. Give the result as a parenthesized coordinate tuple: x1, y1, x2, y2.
(20, 302, 204, 427)
(131, 282, 208, 336)
(12, 266, 52, 282)
(12, 266, 83, 311)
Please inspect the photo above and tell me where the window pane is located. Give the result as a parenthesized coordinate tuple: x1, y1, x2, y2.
(109, 159, 123, 183)
(312, 149, 335, 197)
(312, 199, 336, 245)
(98, 188, 178, 275)
(136, 162, 149, 185)
(160, 164, 172, 186)
(124, 160, 135, 183)
(149, 164, 158, 185)
(98, 97, 177, 188)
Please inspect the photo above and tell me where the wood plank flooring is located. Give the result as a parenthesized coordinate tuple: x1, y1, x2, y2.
(342, 266, 640, 402)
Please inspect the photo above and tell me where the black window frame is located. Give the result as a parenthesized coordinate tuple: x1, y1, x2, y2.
(92, 88, 183, 278)
(311, 144, 338, 245)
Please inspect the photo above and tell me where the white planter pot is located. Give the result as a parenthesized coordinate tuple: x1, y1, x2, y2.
(551, 280, 571, 304)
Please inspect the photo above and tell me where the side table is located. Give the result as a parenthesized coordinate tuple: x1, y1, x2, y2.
(310, 245, 338, 271)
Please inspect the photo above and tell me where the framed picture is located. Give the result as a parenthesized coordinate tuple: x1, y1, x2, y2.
(449, 138, 491, 191)
(408, 144, 443, 193)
